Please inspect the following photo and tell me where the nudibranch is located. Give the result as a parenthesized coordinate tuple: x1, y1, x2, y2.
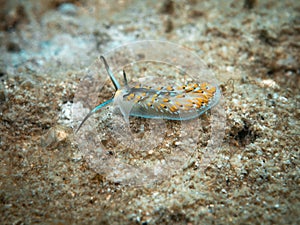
(76, 56, 220, 133)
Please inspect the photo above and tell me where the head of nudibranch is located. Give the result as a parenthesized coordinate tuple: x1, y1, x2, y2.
(75, 56, 220, 133)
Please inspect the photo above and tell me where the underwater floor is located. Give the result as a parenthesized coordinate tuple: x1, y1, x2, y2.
(0, 0, 299, 224)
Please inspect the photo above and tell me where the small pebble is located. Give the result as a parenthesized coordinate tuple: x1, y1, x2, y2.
(58, 3, 78, 16)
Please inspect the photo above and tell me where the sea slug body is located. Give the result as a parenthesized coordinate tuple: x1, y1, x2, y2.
(76, 56, 220, 133)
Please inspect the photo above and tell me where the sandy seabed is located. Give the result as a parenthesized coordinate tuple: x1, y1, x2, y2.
(0, 0, 299, 224)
